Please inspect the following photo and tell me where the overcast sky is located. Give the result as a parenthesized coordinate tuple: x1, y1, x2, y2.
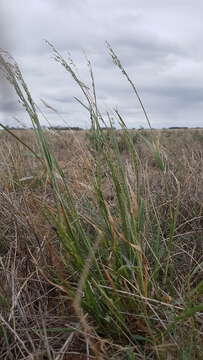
(1, 0, 203, 128)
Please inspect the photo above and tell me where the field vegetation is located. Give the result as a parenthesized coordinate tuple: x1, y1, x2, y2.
(0, 46, 203, 359)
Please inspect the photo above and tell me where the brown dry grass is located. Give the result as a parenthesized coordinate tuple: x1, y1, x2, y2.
(0, 128, 203, 359)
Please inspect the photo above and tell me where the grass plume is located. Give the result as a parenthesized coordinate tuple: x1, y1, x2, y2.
(0, 45, 202, 359)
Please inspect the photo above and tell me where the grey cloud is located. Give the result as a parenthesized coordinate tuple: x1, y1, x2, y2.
(0, 99, 21, 114)
(1, 0, 203, 128)
(145, 85, 203, 104)
(46, 96, 75, 104)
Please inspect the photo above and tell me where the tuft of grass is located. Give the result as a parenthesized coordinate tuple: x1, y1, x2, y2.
(0, 45, 203, 359)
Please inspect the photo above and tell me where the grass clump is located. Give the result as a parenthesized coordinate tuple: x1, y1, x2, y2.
(0, 45, 203, 359)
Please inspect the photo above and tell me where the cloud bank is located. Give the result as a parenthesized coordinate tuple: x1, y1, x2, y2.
(1, 0, 203, 128)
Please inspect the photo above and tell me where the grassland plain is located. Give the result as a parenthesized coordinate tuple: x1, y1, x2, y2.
(0, 46, 203, 359)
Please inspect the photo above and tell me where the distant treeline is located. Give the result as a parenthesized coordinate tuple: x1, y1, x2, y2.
(168, 126, 188, 129)
(2, 126, 202, 131)
(47, 126, 84, 131)
(3, 126, 116, 131)
(4, 126, 84, 131)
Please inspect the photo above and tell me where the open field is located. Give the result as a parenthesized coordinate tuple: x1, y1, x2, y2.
(0, 127, 203, 359)
(0, 46, 203, 359)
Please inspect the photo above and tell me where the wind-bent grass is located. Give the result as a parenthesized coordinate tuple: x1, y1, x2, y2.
(0, 45, 202, 359)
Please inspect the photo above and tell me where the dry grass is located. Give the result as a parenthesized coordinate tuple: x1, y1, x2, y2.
(0, 45, 203, 359)
(0, 128, 203, 359)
